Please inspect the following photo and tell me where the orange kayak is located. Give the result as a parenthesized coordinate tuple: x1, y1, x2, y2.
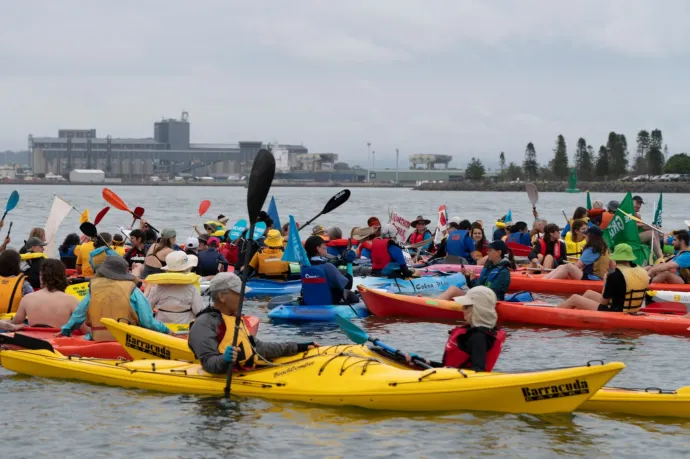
(358, 286, 690, 336)
(2, 316, 261, 359)
(508, 272, 690, 295)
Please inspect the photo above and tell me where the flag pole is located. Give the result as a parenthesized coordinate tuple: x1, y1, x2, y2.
(650, 201, 656, 265)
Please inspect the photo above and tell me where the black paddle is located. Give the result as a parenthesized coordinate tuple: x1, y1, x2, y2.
(225, 149, 276, 397)
(79, 222, 111, 248)
(297, 189, 350, 232)
(0, 332, 56, 352)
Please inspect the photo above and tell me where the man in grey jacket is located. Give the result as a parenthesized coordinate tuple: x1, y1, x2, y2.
(188, 272, 318, 374)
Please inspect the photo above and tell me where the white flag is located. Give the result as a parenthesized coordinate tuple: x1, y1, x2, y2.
(44, 196, 73, 257)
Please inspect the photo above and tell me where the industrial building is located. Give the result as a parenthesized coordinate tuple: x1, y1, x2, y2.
(28, 113, 308, 179)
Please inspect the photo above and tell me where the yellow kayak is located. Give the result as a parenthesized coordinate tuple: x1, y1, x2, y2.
(0, 347, 622, 414)
(583, 386, 690, 418)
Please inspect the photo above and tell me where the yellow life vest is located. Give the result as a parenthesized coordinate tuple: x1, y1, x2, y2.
(20, 253, 47, 261)
(212, 230, 225, 238)
(205, 221, 226, 234)
(253, 247, 289, 279)
(65, 282, 89, 300)
(617, 265, 650, 313)
(217, 313, 270, 369)
(0, 274, 26, 313)
(145, 272, 201, 291)
(112, 245, 126, 257)
(564, 232, 586, 259)
(86, 277, 139, 341)
(592, 250, 611, 279)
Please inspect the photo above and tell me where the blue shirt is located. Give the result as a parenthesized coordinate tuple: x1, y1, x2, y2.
(507, 232, 531, 246)
(197, 248, 228, 276)
(579, 247, 603, 280)
(388, 244, 408, 267)
(675, 251, 690, 274)
(61, 287, 170, 338)
(310, 257, 348, 290)
(493, 228, 506, 241)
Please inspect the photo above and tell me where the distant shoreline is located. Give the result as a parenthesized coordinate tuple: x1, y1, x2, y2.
(0, 180, 407, 188)
(414, 181, 690, 193)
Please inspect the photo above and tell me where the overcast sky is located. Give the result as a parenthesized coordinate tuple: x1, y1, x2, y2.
(2, 1, 689, 168)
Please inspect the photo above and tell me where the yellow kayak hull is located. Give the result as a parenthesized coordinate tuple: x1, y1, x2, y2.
(0, 348, 623, 414)
(582, 386, 690, 418)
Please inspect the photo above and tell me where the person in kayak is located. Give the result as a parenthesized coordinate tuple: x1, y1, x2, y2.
(185, 237, 199, 256)
(59, 256, 171, 341)
(544, 226, 611, 281)
(124, 229, 147, 268)
(21, 237, 48, 290)
(371, 224, 415, 278)
(506, 221, 531, 246)
(564, 220, 587, 259)
(430, 219, 478, 264)
(246, 230, 289, 280)
(58, 233, 80, 269)
(407, 215, 433, 252)
(0, 233, 9, 254)
(12, 259, 79, 328)
(492, 215, 507, 241)
(646, 230, 690, 284)
(88, 232, 119, 273)
(301, 235, 359, 305)
(528, 223, 567, 270)
(142, 228, 177, 278)
(311, 225, 329, 241)
(530, 219, 546, 244)
(560, 207, 589, 238)
(407, 286, 504, 372)
(438, 240, 514, 301)
(326, 227, 348, 257)
(634, 195, 664, 259)
(588, 200, 606, 226)
(188, 272, 319, 374)
(556, 243, 649, 312)
(600, 200, 619, 230)
(0, 249, 34, 313)
(198, 237, 229, 277)
(471, 222, 489, 264)
(19, 227, 46, 255)
(146, 251, 204, 324)
(111, 233, 126, 256)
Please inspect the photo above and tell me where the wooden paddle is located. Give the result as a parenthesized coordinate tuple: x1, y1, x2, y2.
(226, 149, 276, 397)
(526, 183, 538, 218)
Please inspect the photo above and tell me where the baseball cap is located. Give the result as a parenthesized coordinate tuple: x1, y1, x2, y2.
(312, 225, 326, 236)
(453, 286, 497, 308)
(607, 200, 620, 212)
(632, 195, 644, 204)
(487, 240, 508, 253)
(449, 216, 461, 225)
(186, 237, 199, 249)
(25, 237, 47, 249)
(209, 272, 250, 294)
(585, 225, 603, 237)
(161, 228, 177, 239)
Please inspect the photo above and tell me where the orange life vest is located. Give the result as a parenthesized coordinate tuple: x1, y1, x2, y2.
(86, 277, 139, 341)
(1, 274, 26, 314)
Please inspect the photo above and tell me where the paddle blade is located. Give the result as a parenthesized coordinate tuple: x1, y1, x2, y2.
(102, 188, 131, 212)
(247, 150, 276, 224)
(198, 200, 211, 217)
(79, 222, 98, 238)
(322, 189, 350, 215)
(6, 190, 19, 212)
(94, 207, 110, 225)
(335, 314, 369, 345)
(133, 207, 145, 218)
(526, 183, 538, 206)
(0, 333, 55, 352)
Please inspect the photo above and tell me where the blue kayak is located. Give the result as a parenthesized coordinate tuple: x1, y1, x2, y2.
(246, 273, 466, 298)
(267, 302, 370, 322)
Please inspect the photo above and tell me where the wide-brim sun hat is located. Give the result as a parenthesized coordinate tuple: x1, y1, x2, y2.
(610, 243, 636, 262)
(264, 229, 284, 248)
(410, 215, 431, 227)
(96, 256, 135, 281)
(162, 252, 198, 272)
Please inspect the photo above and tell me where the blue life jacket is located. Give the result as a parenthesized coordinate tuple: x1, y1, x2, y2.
(300, 264, 333, 305)
(446, 230, 471, 258)
(478, 263, 507, 285)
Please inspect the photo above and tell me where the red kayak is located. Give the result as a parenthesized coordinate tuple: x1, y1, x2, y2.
(508, 272, 690, 295)
(1, 316, 261, 359)
(358, 286, 690, 336)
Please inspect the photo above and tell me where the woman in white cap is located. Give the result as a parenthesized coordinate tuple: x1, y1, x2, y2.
(146, 251, 204, 324)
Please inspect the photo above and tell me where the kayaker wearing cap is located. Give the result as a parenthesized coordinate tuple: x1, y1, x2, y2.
(0, 250, 34, 313)
(633, 195, 663, 259)
(58, 256, 171, 341)
(111, 233, 126, 257)
(12, 259, 78, 328)
(600, 200, 619, 230)
(371, 224, 415, 278)
(88, 232, 119, 273)
(185, 237, 199, 256)
(301, 235, 359, 305)
(407, 286, 505, 372)
(146, 251, 203, 324)
(20, 236, 48, 290)
(188, 272, 319, 374)
(545, 226, 611, 281)
(142, 228, 178, 278)
(19, 227, 46, 255)
(438, 240, 513, 301)
(312, 225, 329, 241)
(528, 223, 566, 270)
(428, 219, 478, 264)
(646, 230, 690, 284)
(246, 229, 289, 280)
(557, 243, 649, 313)
(124, 229, 147, 268)
(197, 236, 229, 277)
(407, 215, 433, 252)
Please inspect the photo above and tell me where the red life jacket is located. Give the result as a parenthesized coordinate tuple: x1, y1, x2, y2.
(587, 208, 605, 220)
(357, 240, 373, 257)
(326, 239, 357, 248)
(408, 230, 429, 245)
(538, 238, 561, 259)
(441, 326, 506, 371)
(371, 238, 392, 270)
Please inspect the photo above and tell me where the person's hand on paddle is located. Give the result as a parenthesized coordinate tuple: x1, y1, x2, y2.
(532, 208, 539, 219)
(403, 353, 430, 366)
(223, 345, 239, 363)
(0, 235, 9, 251)
(461, 269, 476, 281)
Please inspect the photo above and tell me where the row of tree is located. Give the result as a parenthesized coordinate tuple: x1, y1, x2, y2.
(465, 129, 690, 181)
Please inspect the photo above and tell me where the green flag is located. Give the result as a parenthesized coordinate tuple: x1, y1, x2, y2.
(603, 192, 647, 265)
(653, 193, 663, 228)
(586, 191, 592, 210)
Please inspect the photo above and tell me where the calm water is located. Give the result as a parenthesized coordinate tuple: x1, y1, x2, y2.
(1, 185, 689, 458)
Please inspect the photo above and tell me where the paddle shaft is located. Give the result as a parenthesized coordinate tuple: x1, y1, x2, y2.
(372, 338, 432, 369)
(618, 209, 663, 234)
(6, 221, 12, 237)
(297, 212, 322, 232)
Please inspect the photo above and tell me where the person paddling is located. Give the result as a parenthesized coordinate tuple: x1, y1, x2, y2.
(407, 215, 432, 253)
(188, 272, 319, 375)
(557, 243, 649, 312)
(11, 259, 79, 328)
(58, 256, 171, 341)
